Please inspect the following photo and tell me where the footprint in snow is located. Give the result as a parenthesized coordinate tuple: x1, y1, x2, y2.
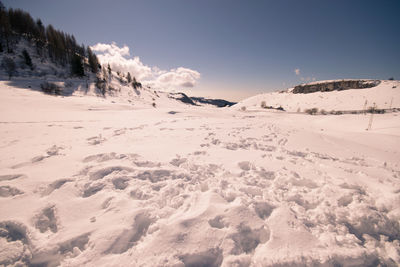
(179, 248, 223, 267)
(105, 212, 154, 254)
(0, 185, 24, 197)
(229, 223, 270, 255)
(33, 205, 59, 233)
(0, 174, 26, 182)
(41, 178, 73, 196)
(87, 135, 106, 145)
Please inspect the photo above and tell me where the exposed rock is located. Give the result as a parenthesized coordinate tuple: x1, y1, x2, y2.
(293, 80, 380, 94)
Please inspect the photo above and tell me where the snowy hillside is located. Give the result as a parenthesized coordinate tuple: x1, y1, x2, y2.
(1, 81, 399, 266)
(236, 80, 400, 113)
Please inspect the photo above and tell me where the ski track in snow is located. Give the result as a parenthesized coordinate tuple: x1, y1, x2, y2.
(1, 84, 400, 266)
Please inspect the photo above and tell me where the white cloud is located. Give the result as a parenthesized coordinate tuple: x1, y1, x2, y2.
(91, 42, 200, 91)
(294, 68, 300, 76)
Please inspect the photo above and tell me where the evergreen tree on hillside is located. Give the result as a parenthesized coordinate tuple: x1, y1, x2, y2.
(2, 56, 16, 79)
(87, 46, 99, 73)
(127, 72, 132, 83)
(0, 6, 12, 53)
(132, 77, 142, 89)
(35, 19, 46, 56)
(0, 3, 96, 78)
(107, 64, 112, 79)
(22, 49, 33, 69)
(71, 54, 84, 76)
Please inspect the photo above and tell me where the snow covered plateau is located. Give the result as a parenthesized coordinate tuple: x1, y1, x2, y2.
(0, 79, 400, 266)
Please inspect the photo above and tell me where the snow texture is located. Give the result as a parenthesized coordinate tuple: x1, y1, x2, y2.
(0, 79, 400, 266)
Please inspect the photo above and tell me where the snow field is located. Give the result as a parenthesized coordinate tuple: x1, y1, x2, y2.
(0, 82, 399, 266)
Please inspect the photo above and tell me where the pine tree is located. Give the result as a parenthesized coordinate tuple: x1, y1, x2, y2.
(22, 49, 33, 69)
(71, 54, 84, 76)
(0, 7, 12, 53)
(87, 46, 99, 73)
(127, 72, 132, 83)
(132, 77, 142, 89)
(107, 64, 112, 79)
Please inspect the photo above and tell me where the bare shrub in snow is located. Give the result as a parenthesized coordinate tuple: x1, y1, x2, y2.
(241, 106, 246, 111)
(320, 109, 327, 115)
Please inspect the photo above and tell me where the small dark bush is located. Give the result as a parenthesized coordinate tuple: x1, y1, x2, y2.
(261, 101, 267, 108)
(41, 82, 62, 95)
(305, 107, 318, 115)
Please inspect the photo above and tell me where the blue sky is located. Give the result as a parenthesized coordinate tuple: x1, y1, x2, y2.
(3, 0, 400, 100)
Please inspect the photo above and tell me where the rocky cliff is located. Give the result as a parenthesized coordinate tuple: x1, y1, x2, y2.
(293, 80, 380, 94)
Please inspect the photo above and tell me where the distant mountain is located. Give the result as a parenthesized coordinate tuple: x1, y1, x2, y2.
(168, 92, 236, 108)
(190, 97, 236, 107)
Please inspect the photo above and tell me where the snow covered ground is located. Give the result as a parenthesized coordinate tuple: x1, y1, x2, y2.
(0, 81, 400, 266)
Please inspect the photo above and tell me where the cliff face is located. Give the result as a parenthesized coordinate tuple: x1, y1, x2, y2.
(293, 80, 380, 94)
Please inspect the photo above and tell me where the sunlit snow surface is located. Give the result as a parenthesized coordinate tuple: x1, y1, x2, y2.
(0, 80, 399, 266)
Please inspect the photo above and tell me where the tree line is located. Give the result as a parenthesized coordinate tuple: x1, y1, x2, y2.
(0, 1, 144, 94)
(0, 1, 99, 76)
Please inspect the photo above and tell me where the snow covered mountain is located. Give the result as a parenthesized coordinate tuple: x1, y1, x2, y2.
(0, 38, 232, 109)
(235, 79, 400, 113)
